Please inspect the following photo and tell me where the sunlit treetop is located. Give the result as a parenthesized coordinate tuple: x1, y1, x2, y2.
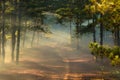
(89, 0, 120, 14)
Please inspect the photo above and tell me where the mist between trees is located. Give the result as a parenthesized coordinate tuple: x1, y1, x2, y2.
(0, 0, 119, 66)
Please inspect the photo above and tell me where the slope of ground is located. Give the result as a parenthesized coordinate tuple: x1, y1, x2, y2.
(0, 39, 120, 80)
(0, 26, 120, 80)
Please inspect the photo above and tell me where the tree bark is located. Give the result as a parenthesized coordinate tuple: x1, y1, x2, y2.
(114, 27, 120, 46)
(69, 18, 72, 43)
(11, 16, 17, 62)
(1, 0, 6, 63)
(10, 0, 17, 62)
(16, 0, 21, 63)
(100, 14, 103, 45)
(31, 31, 35, 47)
(22, 19, 27, 48)
(93, 15, 96, 42)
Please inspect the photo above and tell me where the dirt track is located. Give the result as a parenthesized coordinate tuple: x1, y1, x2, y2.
(0, 30, 119, 80)
(0, 41, 119, 80)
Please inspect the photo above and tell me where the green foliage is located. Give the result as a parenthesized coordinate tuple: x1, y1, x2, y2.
(89, 42, 120, 66)
(88, 0, 120, 31)
(56, 8, 73, 18)
(111, 55, 120, 66)
(5, 1, 14, 14)
(29, 24, 51, 34)
(89, 42, 105, 58)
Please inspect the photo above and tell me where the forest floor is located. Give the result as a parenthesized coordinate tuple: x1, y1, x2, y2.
(0, 35, 120, 80)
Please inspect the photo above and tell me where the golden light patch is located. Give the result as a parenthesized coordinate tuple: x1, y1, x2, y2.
(63, 59, 89, 63)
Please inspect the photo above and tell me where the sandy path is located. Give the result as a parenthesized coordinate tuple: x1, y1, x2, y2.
(0, 42, 118, 80)
(0, 31, 119, 80)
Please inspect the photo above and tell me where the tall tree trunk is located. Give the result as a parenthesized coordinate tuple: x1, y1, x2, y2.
(11, 0, 17, 62)
(22, 29, 27, 48)
(75, 16, 80, 49)
(11, 28, 16, 62)
(16, 0, 21, 63)
(114, 27, 120, 46)
(1, 0, 6, 63)
(31, 31, 35, 47)
(22, 19, 27, 48)
(69, 0, 73, 44)
(11, 16, 17, 62)
(37, 31, 40, 47)
(69, 18, 72, 43)
(93, 15, 96, 42)
(116, 28, 119, 46)
(117, 29, 120, 46)
(100, 14, 103, 45)
(0, 30, 1, 57)
(0, 17, 2, 58)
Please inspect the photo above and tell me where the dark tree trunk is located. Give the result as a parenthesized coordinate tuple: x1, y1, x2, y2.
(11, 30, 16, 61)
(76, 15, 79, 35)
(22, 29, 27, 48)
(11, 16, 16, 62)
(0, 30, 1, 56)
(75, 16, 80, 50)
(11, 0, 17, 62)
(22, 19, 27, 48)
(31, 31, 35, 47)
(16, 0, 21, 63)
(100, 14, 103, 45)
(114, 27, 120, 46)
(93, 15, 96, 42)
(37, 31, 40, 47)
(69, 19, 72, 43)
(116, 28, 119, 46)
(1, 0, 6, 63)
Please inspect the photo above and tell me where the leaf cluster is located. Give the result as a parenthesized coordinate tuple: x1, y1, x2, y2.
(89, 42, 120, 66)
